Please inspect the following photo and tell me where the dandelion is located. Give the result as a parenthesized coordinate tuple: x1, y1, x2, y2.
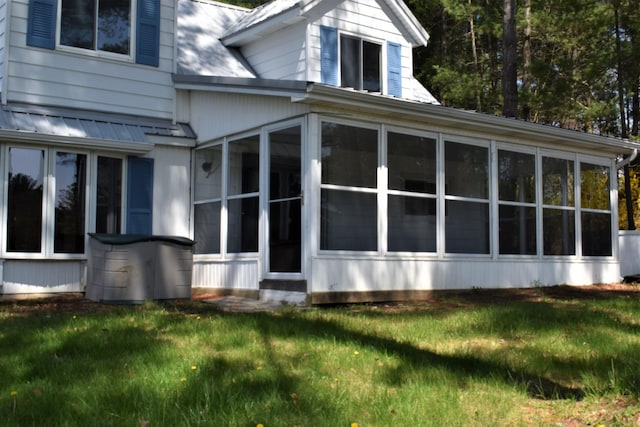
(257, 424, 265, 427)
(180, 377, 187, 382)
(196, 316, 201, 320)
(353, 351, 360, 356)
(10, 391, 17, 414)
(191, 365, 197, 371)
(256, 366, 263, 371)
(351, 423, 359, 427)
(10, 391, 17, 397)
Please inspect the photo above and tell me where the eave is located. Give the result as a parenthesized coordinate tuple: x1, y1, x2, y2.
(300, 84, 639, 157)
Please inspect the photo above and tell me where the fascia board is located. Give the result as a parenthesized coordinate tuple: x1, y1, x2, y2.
(377, 0, 430, 47)
(0, 129, 154, 153)
(173, 74, 309, 98)
(301, 84, 639, 155)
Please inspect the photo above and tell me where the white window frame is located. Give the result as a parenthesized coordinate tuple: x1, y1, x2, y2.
(56, 0, 137, 61)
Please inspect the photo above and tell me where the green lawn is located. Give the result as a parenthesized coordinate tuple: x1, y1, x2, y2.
(2, 287, 640, 426)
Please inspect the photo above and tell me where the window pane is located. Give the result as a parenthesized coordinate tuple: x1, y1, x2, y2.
(61, 0, 96, 49)
(322, 122, 377, 188)
(543, 208, 575, 255)
(194, 202, 221, 254)
(97, 0, 131, 54)
(269, 199, 301, 272)
(582, 212, 611, 256)
(195, 146, 222, 201)
(581, 163, 610, 210)
(54, 153, 87, 254)
(227, 197, 259, 253)
(321, 189, 377, 251)
(543, 157, 574, 206)
(96, 156, 122, 234)
(499, 205, 536, 255)
(445, 141, 488, 198)
(445, 200, 489, 254)
(362, 41, 381, 92)
(7, 148, 44, 252)
(228, 136, 259, 196)
(340, 36, 360, 89)
(388, 132, 436, 193)
(498, 150, 535, 203)
(388, 195, 436, 252)
(270, 126, 301, 200)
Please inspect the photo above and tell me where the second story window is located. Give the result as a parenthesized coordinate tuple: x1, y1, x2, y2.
(340, 35, 381, 92)
(60, 0, 131, 55)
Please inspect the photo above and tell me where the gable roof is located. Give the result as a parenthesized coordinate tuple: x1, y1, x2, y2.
(221, 0, 430, 47)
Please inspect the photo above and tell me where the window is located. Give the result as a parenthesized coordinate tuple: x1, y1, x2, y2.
(227, 136, 260, 253)
(194, 146, 222, 254)
(387, 132, 437, 252)
(580, 162, 611, 256)
(27, 0, 160, 66)
(542, 156, 575, 255)
(5, 148, 126, 256)
(321, 122, 378, 251)
(54, 152, 87, 253)
(7, 148, 44, 253)
(60, 0, 131, 55)
(340, 35, 381, 92)
(96, 156, 122, 234)
(498, 149, 536, 255)
(444, 141, 490, 254)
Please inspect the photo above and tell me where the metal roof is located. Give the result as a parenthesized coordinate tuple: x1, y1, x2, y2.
(0, 103, 195, 150)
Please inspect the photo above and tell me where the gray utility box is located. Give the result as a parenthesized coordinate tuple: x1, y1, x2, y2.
(86, 234, 195, 303)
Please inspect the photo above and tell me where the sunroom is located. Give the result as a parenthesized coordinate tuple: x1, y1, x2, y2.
(188, 83, 631, 304)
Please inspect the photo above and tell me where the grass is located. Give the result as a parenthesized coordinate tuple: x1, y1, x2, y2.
(1, 287, 640, 426)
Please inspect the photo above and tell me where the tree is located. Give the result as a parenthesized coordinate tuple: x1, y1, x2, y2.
(502, 0, 517, 117)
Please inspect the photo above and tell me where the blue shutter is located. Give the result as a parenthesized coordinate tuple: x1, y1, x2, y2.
(136, 0, 160, 66)
(320, 26, 338, 86)
(27, 0, 57, 49)
(127, 157, 154, 234)
(387, 42, 402, 98)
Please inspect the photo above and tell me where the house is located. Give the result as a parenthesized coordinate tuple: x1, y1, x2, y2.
(0, 0, 637, 303)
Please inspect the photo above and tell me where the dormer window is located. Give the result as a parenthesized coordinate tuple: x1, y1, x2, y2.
(60, 0, 131, 55)
(320, 25, 402, 98)
(340, 35, 381, 92)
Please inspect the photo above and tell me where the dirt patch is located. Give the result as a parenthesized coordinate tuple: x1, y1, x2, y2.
(2, 283, 639, 314)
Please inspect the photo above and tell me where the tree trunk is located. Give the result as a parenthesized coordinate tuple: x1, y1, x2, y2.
(502, 0, 517, 118)
(522, 0, 532, 121)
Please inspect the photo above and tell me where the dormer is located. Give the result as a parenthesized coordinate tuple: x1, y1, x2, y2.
(183, 0, 435, 102)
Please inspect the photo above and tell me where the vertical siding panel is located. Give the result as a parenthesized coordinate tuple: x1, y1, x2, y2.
(3, 260, 84, 293)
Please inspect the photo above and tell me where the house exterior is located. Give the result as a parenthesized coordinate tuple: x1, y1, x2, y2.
(0, 0, 638, 302)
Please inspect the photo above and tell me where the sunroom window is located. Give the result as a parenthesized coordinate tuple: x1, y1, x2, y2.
(498, 149, 536, 255)
(193, 145, 222, 254)
(340, 35, 381, 92)
(580, 162, 611, 256)
(387, 131, 437, 252)
(542, 156, 575, 255)
(444, 141, 490, 254)
(60, 0, 131, 55)
(227, 135, 260, 253)
(321, 122, 378, 251)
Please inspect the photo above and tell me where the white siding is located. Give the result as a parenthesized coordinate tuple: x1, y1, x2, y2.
(187, 91, 309, 144)
(6, 0, 175, 119)
(146, 144, 192, 237)
(0, 0, 6, 100)
(310, 257, 622, 294)
(241, 21, 307, 80)
(2, 260, 85, 293)
(192, 259, 259, 290)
